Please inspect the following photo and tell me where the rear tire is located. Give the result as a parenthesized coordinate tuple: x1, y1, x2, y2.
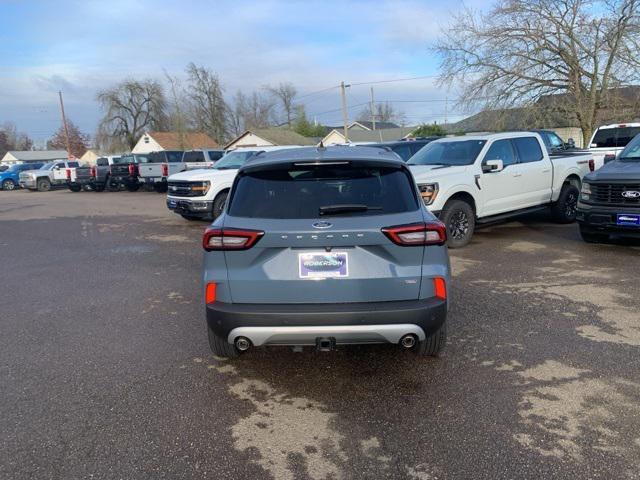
(551, 184, 579, 223)
(94, 183, 105, 192)
(2, 179, 16, 191)
(37, 178, 51, 192)
(208, 327, 240, 358)
(212, 190, 228, 220)
(579, 225, 609, 243)
(440, 199, 475, 248)
(108, 180, 120, 192)
(68, 184, 81, 192)
(414, 322, 447, 356)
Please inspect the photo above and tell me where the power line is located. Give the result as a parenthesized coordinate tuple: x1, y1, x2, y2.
(349, 74, 439, 87)
(295, 85, 340, 100)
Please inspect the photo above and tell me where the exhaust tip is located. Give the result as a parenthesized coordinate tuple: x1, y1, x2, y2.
(400, 334, 417, 349)
(235, 337, 252, 351)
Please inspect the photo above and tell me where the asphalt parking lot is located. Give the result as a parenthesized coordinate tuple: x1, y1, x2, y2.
(1, 189, 640, 480)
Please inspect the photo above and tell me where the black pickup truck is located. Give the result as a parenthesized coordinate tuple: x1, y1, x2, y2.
(577, 133, 640, 242)
(109, 154, 150, 191)
(68, 156, 120, 192)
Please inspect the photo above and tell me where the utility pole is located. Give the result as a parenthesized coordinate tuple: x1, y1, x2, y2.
(340, 81, 349, 142)
(444, 96, 448, 125)
(370, 87, 376, 131)
(58, 91, 72, 159)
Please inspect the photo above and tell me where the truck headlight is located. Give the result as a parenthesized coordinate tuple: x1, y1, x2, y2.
(190, 181, 210, 195)
(418, 183, 439, 206)
(581, 182, 591, 201)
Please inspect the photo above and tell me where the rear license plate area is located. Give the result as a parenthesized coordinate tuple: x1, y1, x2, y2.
(617, 214, 640, 226)
(299, 252, 348, 279)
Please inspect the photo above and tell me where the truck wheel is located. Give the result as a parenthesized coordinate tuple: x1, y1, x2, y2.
(212, 191, 228, 220)
(208, 327, 240, 358)
(441, 199, 475, 248)
(107, 180, 120, 192)
(414, 322, 447, 356)
(2, 179, 16, 191)
(36, 178, 51, 192)
(579, 225, 609, 244)
(551, 184, 579, 223)
(68, 184, 81, 192)
(94, 183, 105, 192)
(126, 182, 140, 192)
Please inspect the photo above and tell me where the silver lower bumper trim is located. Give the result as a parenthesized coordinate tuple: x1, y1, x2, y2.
(227, 324, 426, 346)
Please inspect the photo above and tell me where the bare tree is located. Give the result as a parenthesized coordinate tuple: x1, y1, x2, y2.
(229, 90, 276, 132)
(185, 63, 228, 143)
(47, 119, 89, 158)
(0, 122, 33, 154)
(96, 79, 167, 150)
(357, 102, 401, 124)
(164, 71, 191, 149)
(226, 91, 247, 137)
(436, 0, 640, 145)
(266, 82, 297, 126)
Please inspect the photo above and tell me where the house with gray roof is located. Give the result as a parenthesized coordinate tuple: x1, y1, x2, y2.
(1, 150, 69, 165)
(225, 128, 318, 149)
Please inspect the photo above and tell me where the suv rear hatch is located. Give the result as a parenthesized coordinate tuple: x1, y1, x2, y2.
(217, 160, 441, 304)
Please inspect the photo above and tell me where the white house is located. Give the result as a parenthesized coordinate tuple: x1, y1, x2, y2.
(321, 127, 417, 145)
(225, 128, 317, 149)
(132, 132, 218, 153)
(1, 150, 68, 165)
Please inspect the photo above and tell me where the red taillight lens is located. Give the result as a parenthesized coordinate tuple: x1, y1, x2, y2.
(90, 166, 97, 177)
(203, 228, 265, 251)
(433, 277, 447, 300)
(128, 164, 137, 176)
(66, 169, 71, 179)
(161, 164, 169, 177)
(588, 159, 595, 172)
(382, 222, 446, 246)
(205, 282, 217, 303)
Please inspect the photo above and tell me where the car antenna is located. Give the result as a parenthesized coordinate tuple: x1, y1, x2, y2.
(317, 140, 326, 151)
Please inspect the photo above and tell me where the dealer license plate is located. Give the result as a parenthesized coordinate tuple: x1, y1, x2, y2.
(617, 214, 640, 226)
(299, 252, 348, 279)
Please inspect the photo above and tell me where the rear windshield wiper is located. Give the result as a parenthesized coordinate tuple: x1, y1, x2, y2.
(319, 204, 382, 215)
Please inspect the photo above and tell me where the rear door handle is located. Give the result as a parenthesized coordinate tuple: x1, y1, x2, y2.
(512, 172, 522, 177)
(541, 169, 551, 173)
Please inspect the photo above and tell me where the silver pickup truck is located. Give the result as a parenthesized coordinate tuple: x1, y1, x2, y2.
(19, 160, 80, 191)
(139, 149, 224, 193)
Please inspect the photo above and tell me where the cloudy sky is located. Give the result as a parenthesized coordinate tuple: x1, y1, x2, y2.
(1, 0, 488, 145)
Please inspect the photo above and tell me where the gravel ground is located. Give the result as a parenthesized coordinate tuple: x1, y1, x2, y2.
(1, 189, 639, 480)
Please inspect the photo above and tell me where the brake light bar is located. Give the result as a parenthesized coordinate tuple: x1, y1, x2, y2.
(203, 228, 265, 251)
(90, 166, 97, 178)
(128, 164, 137, 176)
(66, 169, 71, 179)
(161, 164, 169, 177)
(382, 222, 447, 246)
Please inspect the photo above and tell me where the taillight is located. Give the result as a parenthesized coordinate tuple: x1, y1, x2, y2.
(382, 222, 446, 246)
(66, 169, 71, 179)
(205, 282, 217, 304)
(203, 228, 265, 251)
(588, 159, 595, 172)
(90, 166, 97, 177)
(128, 164, 137, 176)
(161, 164, 169, 177)
(433, 277, 447, 300)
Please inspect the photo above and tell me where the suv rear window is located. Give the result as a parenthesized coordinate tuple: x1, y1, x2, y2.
(591, 127, 640, 148)
(228, 164, 419, 219)
(183, 151, 205, 162)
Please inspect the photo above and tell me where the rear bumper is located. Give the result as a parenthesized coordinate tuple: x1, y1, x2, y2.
(577, 202, 640, 236)
(206, 298, 447, 346)
(110, 175, 138, 184)
(140, 176, 167, 184)
(167, 197, 212, 217)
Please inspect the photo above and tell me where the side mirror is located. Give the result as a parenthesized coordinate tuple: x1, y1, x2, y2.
(567, 138, 575, 148)
(482, 159, 504, 173)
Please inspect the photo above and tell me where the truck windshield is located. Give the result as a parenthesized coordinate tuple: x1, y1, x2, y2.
(40, 162, 55, 170)
(618, 135, 640, 161)
(213, 151, 259, 170)
(408, 140, 486, 166)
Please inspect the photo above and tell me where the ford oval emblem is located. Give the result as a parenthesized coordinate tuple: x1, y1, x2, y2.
(622, 190, 640, 199)
(312, 221, 333, 229)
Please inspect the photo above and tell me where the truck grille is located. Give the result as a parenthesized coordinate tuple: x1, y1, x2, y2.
(167, 181, 206, 197)
(590, 183, 640, 205)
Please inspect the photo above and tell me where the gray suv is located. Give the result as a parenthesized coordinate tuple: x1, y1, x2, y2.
(202, 146, 451, 358)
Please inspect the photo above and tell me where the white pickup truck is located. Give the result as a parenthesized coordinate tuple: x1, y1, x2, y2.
(19, 160, 80, 192)
(138, 149, 225, 193)
(588, 123, 640, 169)
(166, 146, 301, 221)
(409, 132, 594, 247)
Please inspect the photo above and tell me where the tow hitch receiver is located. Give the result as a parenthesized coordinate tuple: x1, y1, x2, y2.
(316, 337, 336, 352)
